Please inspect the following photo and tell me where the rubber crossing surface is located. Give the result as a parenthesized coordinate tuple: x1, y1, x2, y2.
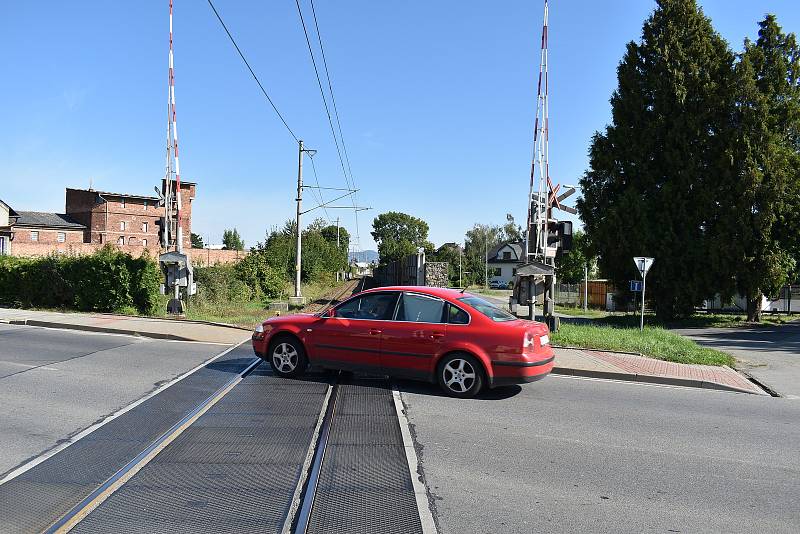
(306, 378, 423, 534)
(0, 347, 256, 534)
(72, 365, 329, 534)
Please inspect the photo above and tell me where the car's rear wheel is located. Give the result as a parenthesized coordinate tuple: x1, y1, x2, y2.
(268, 335, 308, 378)
(437, 353, 484, 398)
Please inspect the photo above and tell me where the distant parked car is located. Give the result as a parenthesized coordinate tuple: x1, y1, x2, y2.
(252, 286, 554, 398)
(489, 279, 507, 289)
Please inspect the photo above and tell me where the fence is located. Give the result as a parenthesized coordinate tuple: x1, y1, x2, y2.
(553, 280, 613, 309)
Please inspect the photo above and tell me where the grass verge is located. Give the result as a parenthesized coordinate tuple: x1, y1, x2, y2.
(184, 280, 341, 329)
(551, 323, 735, 366)
(554, 305, 610, 318)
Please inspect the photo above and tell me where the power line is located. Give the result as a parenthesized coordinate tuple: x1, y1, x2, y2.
(309, 3, 362, 251)
(207, 0, 299, 142)
(309, 0, 361, 243)
(308, 155, 332, 223)
(294, 0, 362, 245)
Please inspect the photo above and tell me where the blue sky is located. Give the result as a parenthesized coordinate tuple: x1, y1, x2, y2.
(2, 1, 799, 251)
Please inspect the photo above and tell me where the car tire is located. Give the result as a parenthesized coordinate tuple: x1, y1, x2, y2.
(267, 335, 308, 378)
(437, 353, 484, 398)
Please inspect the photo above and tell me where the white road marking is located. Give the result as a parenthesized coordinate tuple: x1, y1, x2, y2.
(0, 339, 250, 486)
(392, 388, 438, 534)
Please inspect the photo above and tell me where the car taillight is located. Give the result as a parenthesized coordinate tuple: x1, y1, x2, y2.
(523, 332, 535, 349)
(523, 331, 549, 350)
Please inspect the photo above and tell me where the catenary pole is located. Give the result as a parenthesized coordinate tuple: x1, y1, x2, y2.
(295, 140, 304, 299)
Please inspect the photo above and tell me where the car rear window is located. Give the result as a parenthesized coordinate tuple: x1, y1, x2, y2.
(458, 296, 516, 322)
(447, 304, 469, 325)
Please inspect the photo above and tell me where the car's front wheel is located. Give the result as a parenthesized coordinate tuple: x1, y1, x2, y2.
(437, 353, 484, 398)
(268, 335, 308, 378)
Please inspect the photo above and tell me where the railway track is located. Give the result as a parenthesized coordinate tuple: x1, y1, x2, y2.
(301, 277, 366, 314)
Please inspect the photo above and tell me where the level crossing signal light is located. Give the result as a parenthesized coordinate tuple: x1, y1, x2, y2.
(546, 220, 573, 256)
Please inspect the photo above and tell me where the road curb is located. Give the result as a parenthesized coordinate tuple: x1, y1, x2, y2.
(551, 366, 766, 395)
(7, 319, 216, 342)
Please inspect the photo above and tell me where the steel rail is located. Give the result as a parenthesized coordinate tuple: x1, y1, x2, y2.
(44, 357, 262, 533)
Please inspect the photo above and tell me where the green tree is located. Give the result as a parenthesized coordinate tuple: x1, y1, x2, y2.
(578, 0, 735, 319)
(715, 15, 800, 321)
(555, 231, 597, 284)
(464, 224, 504, 286)
(503, 213, 523, 243)
(321, 224, 350, 270)
(222, 228, 244, 251)
(190, 233, 204, 249)
(371, 212, 431, 265)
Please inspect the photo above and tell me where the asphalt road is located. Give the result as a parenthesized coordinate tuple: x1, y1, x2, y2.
(400, 375, 800, 534)
(0, 323, 235, 478)
(673, 322, 800, 399)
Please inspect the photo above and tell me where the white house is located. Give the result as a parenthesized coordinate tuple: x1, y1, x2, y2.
(487, 242, 524, 287)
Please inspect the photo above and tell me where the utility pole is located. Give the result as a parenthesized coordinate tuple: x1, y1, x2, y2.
(291, 140, 317, 306)
(336, 217, 340, 282)
(484, 235, 488, 290)
(584, 262, 588, 313)
(459, 244, 462, 288)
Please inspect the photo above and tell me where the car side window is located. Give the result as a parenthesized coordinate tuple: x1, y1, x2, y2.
(335, 292, 398, 320)
(447, 304, 469, 325)
(395, 293, 445, 323)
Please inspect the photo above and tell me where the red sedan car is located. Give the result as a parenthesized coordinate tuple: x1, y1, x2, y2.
(251, 286, 554, 398)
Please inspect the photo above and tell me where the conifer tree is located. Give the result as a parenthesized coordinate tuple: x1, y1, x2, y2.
(718, 15, 800, 320)
(578, 0, 735, 319)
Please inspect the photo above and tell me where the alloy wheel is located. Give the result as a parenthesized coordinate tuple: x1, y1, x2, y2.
(442, 358, 476, 393)
(272, 343, 298, 373)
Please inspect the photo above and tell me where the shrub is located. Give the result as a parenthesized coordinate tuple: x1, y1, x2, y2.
(0, 247, 161, 314)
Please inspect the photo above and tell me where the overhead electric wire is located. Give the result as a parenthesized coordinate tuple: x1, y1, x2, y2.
(294, 0, 362, 246)
(308, 155, 332, 222)
(207, 0, 299, 143)
(309, 0, 360, 242)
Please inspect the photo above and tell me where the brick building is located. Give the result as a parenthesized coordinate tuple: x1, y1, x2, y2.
(0, 179, 196, 258)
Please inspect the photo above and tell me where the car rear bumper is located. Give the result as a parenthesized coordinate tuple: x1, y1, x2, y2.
(488, 355, 554, 388)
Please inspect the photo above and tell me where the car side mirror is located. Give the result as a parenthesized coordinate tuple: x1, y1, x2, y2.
(325, 308, 336, 318)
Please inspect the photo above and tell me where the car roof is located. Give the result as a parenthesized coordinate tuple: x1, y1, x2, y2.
(359, 286, 473, 300)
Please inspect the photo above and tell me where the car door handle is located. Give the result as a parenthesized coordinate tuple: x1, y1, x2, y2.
(370, 329, 382, 335)
(431, 332, 444, 339)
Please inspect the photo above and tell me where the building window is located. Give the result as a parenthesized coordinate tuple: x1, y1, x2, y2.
(57, 232, 66, 243)
(121, 198, 126, 208)
(117, 236, 125, 245)
(503, 251, 512, 260)
(142, 222, 148, 233)
(142, 239, 148, 247)
(31, 231, 39, 241)
(143, 200, 148, 210)
(120, 221, 126, 231)
(0, 236, 6, 255)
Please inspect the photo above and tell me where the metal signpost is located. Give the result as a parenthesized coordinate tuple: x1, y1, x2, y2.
(633, 257, 654, 331)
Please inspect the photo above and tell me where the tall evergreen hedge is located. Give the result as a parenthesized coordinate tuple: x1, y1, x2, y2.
(0, 246, 161, 314)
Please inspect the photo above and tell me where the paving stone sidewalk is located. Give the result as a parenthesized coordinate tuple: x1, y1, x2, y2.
(553, 347, 766, 395)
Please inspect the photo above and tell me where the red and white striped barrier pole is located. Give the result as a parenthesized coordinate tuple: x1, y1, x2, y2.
(169, 0, 183, 253)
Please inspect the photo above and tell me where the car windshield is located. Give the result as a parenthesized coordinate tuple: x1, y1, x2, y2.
(458, 295, 517, 322)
